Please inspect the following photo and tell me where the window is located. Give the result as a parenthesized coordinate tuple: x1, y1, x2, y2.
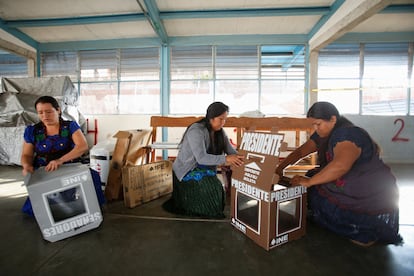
(41, 48, 160, 115)
(318, 44, 360, 114)
(318, 43, 413, 115)
(260, 45, 305, 115)
(0, 50, 28, 79)
(41, 51, 77, 81)
(120, 48, 160, 81)
(362, 43, 409, 115)
(79, 50, 118, 114)
(38, 42, 413, 116)
(216, 46, 259, 114)
(170, 46, 214, 114)
(119, 48, 160, 114)
(411, 70, 414, 115)
(170, 45, 306, 115)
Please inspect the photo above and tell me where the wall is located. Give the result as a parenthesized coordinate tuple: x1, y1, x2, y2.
(346, 115, 414, 164)
(84, 114, 151, 147)
(85, 114, 414, 164)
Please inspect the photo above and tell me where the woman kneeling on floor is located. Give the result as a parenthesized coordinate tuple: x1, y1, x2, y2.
(163, 102, 244, 218)
(275, 101, 403, 247)
(20, 95, 105, 216)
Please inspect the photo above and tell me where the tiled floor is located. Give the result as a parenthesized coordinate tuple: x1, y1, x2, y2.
(0, 163, 413, 276)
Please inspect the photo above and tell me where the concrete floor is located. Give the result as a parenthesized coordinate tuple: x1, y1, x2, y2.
(0, 164, 413, 276)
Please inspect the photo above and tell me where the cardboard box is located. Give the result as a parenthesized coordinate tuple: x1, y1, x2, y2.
(105, 129, 151, 201)
(122, 160, 173, 208)
(25, 163, 103, 242)
(230, 130, 307, 250)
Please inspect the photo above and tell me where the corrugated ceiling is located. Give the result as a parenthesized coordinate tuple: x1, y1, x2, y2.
(0, 0, 413, 54)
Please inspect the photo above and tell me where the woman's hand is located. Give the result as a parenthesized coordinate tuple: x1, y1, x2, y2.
(290, 175, 311, 187)
(44, 159, 64, 172)
(22, 164, 34, 176)
(226, 154, 244, 167)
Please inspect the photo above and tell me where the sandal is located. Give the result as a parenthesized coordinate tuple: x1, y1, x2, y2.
(350, 239, 377, 247)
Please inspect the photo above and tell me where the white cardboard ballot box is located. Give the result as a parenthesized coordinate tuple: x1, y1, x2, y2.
(25, 163, 103, 242)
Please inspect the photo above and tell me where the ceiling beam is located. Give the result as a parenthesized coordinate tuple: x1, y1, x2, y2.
(1, 2, 412, 54)
(0, 37, 36, 59)
(38, 37, 161, 52)
(168, 34, 308, 47)
(3, 6, 331, 28)
(0, 19, 38, 49)
(281, 46, 305, 71)
(309, 0, 393, 52)
(307, 0, 345, 41)
(380, 4, 414, 14)
(37, 34, 307, 52)
(5, 14, 146, 28)
(161, 7, 330, 19)
(335, 32, 414, 43)
(36, 31, 414, 52)
(142, 0, 168, 45)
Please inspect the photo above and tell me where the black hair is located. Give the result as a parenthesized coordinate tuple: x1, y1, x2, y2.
(205, 102, 229, 120)
(180, 102, 229, 155)
(306, 102, 353, 166)
(35, 96, 60, 112)
(34, 96, 63, 125)
(307, 101, 353, 129)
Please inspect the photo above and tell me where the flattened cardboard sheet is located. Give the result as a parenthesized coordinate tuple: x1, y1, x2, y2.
(123, 160, 173, 208)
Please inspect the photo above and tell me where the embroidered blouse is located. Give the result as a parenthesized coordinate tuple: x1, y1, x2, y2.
(23, 120, 81, 168)
(310, 126, 398, 214)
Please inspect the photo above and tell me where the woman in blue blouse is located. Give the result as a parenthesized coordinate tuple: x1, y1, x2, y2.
(21, 96, 104, 215)
(21, 96, 88, 174)
(164, 102, 244, 218)
(275, 101, 402, 246)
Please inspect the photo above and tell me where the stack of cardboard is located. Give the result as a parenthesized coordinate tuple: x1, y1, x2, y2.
(105, 129, 152, 201)
(104, 129, 173, 209)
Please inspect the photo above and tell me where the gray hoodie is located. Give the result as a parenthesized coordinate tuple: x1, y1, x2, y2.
(172, 122, 237, 181)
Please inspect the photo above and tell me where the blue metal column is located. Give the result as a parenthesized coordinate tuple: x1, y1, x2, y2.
(160, 45, 170, 160)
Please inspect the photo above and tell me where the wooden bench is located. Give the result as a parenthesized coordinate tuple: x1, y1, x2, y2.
(149, 116, 317, 172)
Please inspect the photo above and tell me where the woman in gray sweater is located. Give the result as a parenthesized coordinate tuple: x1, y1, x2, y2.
(164, 102, 244, 218)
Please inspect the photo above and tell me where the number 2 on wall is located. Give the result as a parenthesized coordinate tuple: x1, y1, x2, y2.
(392, 118, 410, 142)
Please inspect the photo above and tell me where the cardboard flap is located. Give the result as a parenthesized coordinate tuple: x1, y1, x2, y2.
(125, 129, 152, 165)
(113, 131, 132, 139)
(232, 149, 279, 191)
(106, 129, 151, 201)
(270, 126, 279, 133)
(232, 130, 285, 191)
(126, 146, 150, 167)
(280, 141, 288, 152)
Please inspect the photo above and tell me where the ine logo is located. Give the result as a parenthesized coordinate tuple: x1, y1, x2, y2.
(271, 234, 288, 246)
(232, 218, 247, 234)
(62, 173, 88, 186)
(149, 162, 167, 171)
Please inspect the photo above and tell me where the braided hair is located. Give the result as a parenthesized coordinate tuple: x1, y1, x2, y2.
(180, 102, 229, 155)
